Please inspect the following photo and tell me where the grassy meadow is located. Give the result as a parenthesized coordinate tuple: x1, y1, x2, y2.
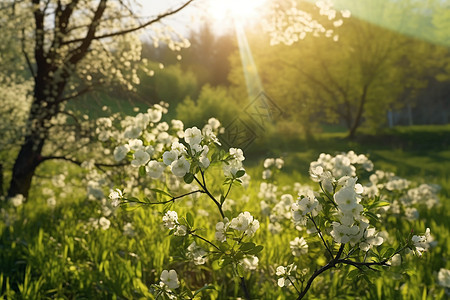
(1, 123, 449, 299)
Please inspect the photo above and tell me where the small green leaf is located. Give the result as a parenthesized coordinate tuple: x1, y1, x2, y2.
(193, 285, 215, 297)
(220, 194, 225, 205)
(219, 242, 230, 252)
(212, 260, 222, 270)
(139, 165, 146, 177)
(382, 248, 395, 259)
(235, 170, 245, 178)
(240, 242, 255, 251)
(186, 212, 194, 228)
(150, 188, 172, 197)
(347, 269, 360, 280)
(234, 252, 244, 260)
(184, 173, 194, 184)
(120, 203, 142, 211)
(374, 201, 391, 208)
(247, 245, 264, 254)
(236, 264, 245, 277)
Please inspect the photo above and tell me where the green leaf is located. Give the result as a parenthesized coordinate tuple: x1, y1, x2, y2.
(234, 252, 244, 260)
(212, 259, 222, 270)
(382, 248, 395, 259)
(222, 257, 233, 267)
(193, 285, 215, 297)
(235, 170, 245, 178)
(120, 203, 142, 211)
(236, 264, 245, 277)
(139, 165, 146, 177)
(364, 211, 379, 221)
(240, 242, 255, 251)
(184, 173, 194, 184)
(127, 197, 140, 203)
(373, 201, 390, 208)
(218, 242, 230, 252)
(149, 188, 172, 197)
(347, 269, 360, 280)
(186, 212, 194, 228)
(220, 194, 226, 205)
(247, 245, 264, 254)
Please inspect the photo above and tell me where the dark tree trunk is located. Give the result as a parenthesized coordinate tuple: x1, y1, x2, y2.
(348, 85, 369, 139)
(7, 137, 44, 198)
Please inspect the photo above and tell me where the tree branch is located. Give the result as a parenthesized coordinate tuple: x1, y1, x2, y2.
(40, 155, 127, 169)
(62, 0, 194, 46)
(123, 189, 205, 206)
(21, 28, 35, 78)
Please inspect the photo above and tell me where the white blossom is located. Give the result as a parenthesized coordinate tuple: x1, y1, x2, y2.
(160, 269, 179, 289)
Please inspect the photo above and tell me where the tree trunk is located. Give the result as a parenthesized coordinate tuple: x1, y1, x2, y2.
(348, 85, 369, 139)
(7, 136, 44, 199)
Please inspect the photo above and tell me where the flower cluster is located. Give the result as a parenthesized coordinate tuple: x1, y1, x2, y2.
(162, 211, 187, 236)
(276, 263, 297, 287)
(309, 151, 373, 193)
(411, 228, 431, 256)
(223, 148, 245, 177)
(186, 241, 208, 265)
(292, 190, 322, 224)
(262, 157, 284, 180)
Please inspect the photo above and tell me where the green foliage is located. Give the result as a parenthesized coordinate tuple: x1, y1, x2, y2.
(137, 62, 200, 108)
(176, 84, 239, 128)
(1, 126, 449, 299)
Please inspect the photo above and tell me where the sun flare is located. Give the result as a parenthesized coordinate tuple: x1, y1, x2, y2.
(207, 0, 267, 21)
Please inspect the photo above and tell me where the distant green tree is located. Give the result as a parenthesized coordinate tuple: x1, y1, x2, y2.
(230, 0, 441, 138)
(176, 85, 239, 128)
(182, 24, 237, 87)
(137, 62, 199, 108)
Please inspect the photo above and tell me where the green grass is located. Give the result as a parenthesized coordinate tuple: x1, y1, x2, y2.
(1, 124, 449, 299)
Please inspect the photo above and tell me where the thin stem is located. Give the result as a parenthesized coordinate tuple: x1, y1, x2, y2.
(193, 175, 225, 218)
(288, 277, 301, 295)
(319, 182, 338, 208)
(240, 277, 251, 300)
(122, 190, 204, 206)
(308, 215, 334, 258)
(200, 169, 207, 187)
(224, 179, 234, 200)
(191, 233, 221, 252)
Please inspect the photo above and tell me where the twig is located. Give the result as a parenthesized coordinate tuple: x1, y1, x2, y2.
(193, 175, 225, 218)
(319, 182, 338, 208)
(308, 214, 334, 258)
(240, 277, 251, 300)
(123, 190, 204, 206)
(191, 233, 221, 252)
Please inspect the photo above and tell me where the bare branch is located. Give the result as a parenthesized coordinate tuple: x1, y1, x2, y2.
(40, 155, 127, 168)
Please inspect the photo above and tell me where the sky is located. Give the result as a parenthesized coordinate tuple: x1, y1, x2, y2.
(136, 0, 269, 37)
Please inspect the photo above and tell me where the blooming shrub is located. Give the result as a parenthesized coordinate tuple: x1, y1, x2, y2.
(103, 104, 442, 299)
